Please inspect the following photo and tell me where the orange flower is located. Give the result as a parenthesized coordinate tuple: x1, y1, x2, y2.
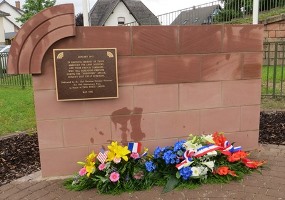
(227, 151, 248, 162)
(228, 170, 237, 177)
(215, 166, 237, 177)
(216, 166, 229, 175)
(213, 132, 227, 146)
(242, 158, 265, 169)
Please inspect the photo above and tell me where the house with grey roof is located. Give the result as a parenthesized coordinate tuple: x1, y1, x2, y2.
(0, 0, 23, 32)
(171, 5, 220, 25)
(0, 10, 9, 44)
(89, 0, 160, 26)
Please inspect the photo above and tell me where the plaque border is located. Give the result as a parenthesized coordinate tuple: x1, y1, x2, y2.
(53, 48, 119, 101)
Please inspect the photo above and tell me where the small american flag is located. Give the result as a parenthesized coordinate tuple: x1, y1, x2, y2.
(97, 151, 108, 163)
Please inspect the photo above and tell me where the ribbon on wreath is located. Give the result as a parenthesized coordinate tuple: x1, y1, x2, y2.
(221, 141, 242, 154)
(176, 150, 195, 170)
(176, 141, 242, 170)
(194, 144, 221, 158)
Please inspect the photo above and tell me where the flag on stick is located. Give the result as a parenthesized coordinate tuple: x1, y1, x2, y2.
(128, 142, 141, 153)
(97, 151, 108, 163)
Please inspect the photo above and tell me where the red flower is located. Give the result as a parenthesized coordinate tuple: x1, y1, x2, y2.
(227, 151, 248, 162)
(242, 158, 265, 169)
(216, 166, 229, 175)
(213, 132, 227, 146)
(228, 170, 237, 177)
(215, 166, 237, 177)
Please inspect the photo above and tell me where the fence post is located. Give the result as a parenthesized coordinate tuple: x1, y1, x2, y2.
(21, 74, 25, 89)
(0, 54, 3, 78)
(82, 0, 89, 26)
(273, 43, 278, 98)
(252, 0, 259, 24)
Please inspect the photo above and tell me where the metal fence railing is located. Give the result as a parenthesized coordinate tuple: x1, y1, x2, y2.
(126, 0, 285, 26)
(263, 41, 285, 97)
(0, 53, 32, 88)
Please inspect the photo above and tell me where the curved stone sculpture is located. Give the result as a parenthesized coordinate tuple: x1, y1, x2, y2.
(7, 4, 75, 74)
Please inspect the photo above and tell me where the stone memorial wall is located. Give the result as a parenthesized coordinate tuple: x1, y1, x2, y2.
(8, 4, 264, 176)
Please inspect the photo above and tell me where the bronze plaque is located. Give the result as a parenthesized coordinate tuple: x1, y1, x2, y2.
(53, 48, 118, 101)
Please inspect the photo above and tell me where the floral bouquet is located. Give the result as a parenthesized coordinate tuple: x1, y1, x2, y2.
(64, 141, 158, 194)
(146, 132, 265, 192)
(65, 132, 265, 194)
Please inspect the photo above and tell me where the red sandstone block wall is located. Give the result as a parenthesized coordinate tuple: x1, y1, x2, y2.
(33, 25, 263, 176)
(264, 20, 285, 42)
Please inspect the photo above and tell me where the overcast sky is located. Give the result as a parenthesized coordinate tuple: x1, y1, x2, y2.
(6, 0, 214, 15)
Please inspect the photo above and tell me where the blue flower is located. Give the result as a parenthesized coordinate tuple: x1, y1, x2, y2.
(173, 140, 186, 152)
(145, 161, 156, 172)
(179, 167, 193, 180)
(153, 147, 166, 159)
(162, 150, 179, 165)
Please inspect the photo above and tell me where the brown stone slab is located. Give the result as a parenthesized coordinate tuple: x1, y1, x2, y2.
(132, 26, 179, 56)
(179, 25, 223, 54)
(8, 4, 75, 74)
(118, 56, 156, 85)
(53, 48, 118, 101)
(53, 26, 132, 56)
(156, 55, 201, 84)
(201, 53, 242, 81)
(223, 25, 264, 52)
(242, 53, 262, 79)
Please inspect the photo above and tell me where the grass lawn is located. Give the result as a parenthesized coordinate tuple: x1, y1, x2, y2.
(0, 86, 36, 136)
(262, 65, 285, 96)
(261, 96, 285, 110)
(221, 7, 285, 24)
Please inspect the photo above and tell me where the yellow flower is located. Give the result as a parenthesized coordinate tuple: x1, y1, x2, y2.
(85, 164, 95, 177)
(107, 141, 131, 162)
(79, 151, 97, 177)
(86, 151, 96, 163)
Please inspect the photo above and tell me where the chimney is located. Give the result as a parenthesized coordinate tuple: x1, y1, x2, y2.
(15, 1, 20, 9)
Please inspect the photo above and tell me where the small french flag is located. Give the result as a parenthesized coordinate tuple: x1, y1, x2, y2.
(128, 142, 141, 153)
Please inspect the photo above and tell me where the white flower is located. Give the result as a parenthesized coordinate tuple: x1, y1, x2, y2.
(183, 141, 202, 151)
(191, 167, 201, 177)
(202, 161, 215, 172)
(206, 151, 217, 157)
(199, 166, 208, 176)
(201, 134, 214, 144)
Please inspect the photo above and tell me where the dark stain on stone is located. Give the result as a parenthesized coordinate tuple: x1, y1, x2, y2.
(90, 137, 94, 144)
(111, 107, 145, 145)
(99, 131, 104, 135)
(130, 107, 145, 142)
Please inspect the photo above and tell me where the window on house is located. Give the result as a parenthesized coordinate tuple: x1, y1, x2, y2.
(118, 17, 125, 25)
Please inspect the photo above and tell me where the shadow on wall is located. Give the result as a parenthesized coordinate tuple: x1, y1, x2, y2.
(111, 107, 146, 145)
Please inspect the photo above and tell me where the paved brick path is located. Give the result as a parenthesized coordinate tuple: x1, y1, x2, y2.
(1, 144, 284, 200)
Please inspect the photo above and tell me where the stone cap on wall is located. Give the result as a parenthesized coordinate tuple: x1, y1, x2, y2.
(7, 4, 75, 74)
(260, 13, 285, 25)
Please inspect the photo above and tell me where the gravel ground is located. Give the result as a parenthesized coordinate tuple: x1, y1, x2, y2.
(0, 133, 40, 186)
(0, 111, 284, 187)
(259, 111, 285, 145)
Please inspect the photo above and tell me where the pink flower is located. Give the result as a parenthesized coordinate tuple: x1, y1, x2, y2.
(130, 152, 140, 159)
(98, 163, 106, 171)
(78, 167, 87, 176)
(109, 172, 120, 182)
(133, 171, 144, 180)
(113, 157, 121, 164)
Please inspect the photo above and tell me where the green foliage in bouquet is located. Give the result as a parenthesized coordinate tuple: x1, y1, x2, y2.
(64, 132, 265, 194)
(64, 141, 160, 194)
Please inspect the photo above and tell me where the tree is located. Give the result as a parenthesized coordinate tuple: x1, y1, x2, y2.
(215, 0, 285, 22)
(75, 13, 83, 26)
(16, 0, 56, 25)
